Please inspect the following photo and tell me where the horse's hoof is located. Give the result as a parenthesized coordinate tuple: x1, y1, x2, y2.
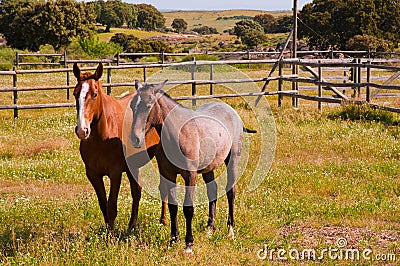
(170, 236, 179, 246)
(228, 226, 235, 240)
(206, 225, 215, 238)
(160, 218, 168, 226)
(185, 244, 193, 254)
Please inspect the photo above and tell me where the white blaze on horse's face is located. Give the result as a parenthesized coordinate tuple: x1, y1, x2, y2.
(76, 82, 91, 139)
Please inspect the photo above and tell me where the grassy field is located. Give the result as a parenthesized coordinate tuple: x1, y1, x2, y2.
(1, 63, 400, 265)
(163, 10, 291, 33)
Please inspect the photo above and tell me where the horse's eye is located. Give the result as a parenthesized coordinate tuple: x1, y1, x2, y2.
(93, 92, 98, 99)
(146, 104, 152, 110)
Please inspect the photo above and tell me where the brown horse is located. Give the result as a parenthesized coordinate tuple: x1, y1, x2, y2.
(73, 63, 165, 235)
(129, 80, 256, 253)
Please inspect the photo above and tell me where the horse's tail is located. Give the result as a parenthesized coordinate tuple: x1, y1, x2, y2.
(243, 127, 257, 134)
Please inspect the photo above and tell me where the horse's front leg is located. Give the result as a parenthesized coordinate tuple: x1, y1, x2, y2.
(107, 173, 122, 236)
(183, 171, 197, 254)
(202, 172, 217, 233)
(127, 168, 141, 232)
(87, 172, 109, 231)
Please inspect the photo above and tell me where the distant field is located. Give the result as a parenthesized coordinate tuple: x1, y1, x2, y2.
(163, 10, 291, 32)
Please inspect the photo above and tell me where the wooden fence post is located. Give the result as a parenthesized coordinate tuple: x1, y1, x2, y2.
(318, 61, 322, 111)
(366, 60, 371, 103)
(278, 61, 283, 107)
(64, 51, 70, 100)
(191, 59, 197, 107)
(107, 63, 112, 95)
(13, 67, 18, 119)
(357, 58, 362, 97)
(209, 64, 214, 95)
(143, 67, 147, 82)
(15, 52, 19, 68)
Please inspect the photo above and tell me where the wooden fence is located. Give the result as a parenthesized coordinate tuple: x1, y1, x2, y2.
(1, 57, 400, 118)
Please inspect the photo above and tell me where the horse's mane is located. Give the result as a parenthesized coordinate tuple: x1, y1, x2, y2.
(158, 89, 184, 108)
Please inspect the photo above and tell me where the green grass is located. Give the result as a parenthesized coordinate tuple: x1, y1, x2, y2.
(1, 65, 400, 264)
(1, 101, 400, 264)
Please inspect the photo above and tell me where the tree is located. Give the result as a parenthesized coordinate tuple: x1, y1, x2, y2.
(135, 4, 165, 31)
(276, 15, 292, 33)
(171, 18, 187, 33)
(0, 0, 31, 50)
(90, 0, 137, 32)
(254, 14, 278, 33)
(110, 33, 173, 60)
(299, 0, 400, 49)
(192, 26, 218, 35)
(345, 35, 390, 52)
(234, 20, 266, 48)
(0, 0, 96, 51)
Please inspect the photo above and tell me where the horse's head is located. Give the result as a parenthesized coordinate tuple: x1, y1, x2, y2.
(130, 80, 167, 148)
(73, 63, 103, 140)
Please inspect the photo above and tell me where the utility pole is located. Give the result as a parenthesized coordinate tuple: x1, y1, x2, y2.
(292, 0, 299, 107)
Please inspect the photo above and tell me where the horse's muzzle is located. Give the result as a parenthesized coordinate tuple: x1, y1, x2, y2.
(131, 135, 142, 148)
(75, 126, 90, 140)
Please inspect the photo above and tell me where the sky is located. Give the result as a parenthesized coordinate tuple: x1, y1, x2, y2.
(125, 0, 313, 11)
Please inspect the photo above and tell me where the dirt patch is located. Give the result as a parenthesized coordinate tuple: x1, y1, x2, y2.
(277, 222, 400, 251)
(0, 180, 92, 201)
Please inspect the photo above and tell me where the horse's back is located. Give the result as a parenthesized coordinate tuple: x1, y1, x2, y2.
(195, 102, 243, 135)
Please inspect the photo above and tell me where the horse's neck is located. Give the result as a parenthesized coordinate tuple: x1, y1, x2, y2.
(92, 92, 120, 141)
(158, 94, 190, 122)
(156, 94, 194, 136)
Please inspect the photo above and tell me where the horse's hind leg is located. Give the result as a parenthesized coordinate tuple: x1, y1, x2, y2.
(202, 171, 217, 232)
(225, 151, 238, 240)
(182, 171, 197, 253)
(127, 168, 141, 232)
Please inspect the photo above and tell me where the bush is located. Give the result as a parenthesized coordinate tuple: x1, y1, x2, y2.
(0, 46, 17, 70)
(328, 104, 399, 125)
(345, 35, 391, 53)
(77, 37, 123, 59)
(192, 26, 218, 35)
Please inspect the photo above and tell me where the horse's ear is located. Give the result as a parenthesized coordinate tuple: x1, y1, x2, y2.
(94, 63, 103, 81)
(73, 63, 81, 81)
(134, 80, 143, 91)
(154, 80, 168, 94)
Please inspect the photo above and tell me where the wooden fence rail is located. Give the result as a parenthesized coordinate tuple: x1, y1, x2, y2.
(1, 58, 400, 118)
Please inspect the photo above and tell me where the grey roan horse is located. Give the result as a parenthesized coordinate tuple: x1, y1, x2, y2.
(129, 80, 256, 253)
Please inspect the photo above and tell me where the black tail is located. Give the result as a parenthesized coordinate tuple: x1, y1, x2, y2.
(243, 127, 257, 134)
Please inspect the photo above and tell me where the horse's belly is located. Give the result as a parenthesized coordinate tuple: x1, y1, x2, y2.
(197, 139, 231, 172)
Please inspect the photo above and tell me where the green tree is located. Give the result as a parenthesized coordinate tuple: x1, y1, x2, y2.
(0, 0, 32, 50)
(90, 0, 137, 32)
(234, 20, 265, 48)
(254, 14, 278, 33)
(0, 0, 95, 51)
(135, 4, 165, 31)
(171, 18, 188, 33)
(299, 0, 400, 49)
(192, 26, 218, 35)
(276, 15, 292, 33)
(345, 35, 390, 52)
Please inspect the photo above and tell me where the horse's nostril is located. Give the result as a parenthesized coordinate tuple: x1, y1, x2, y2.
(133, 136, 140, 146)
